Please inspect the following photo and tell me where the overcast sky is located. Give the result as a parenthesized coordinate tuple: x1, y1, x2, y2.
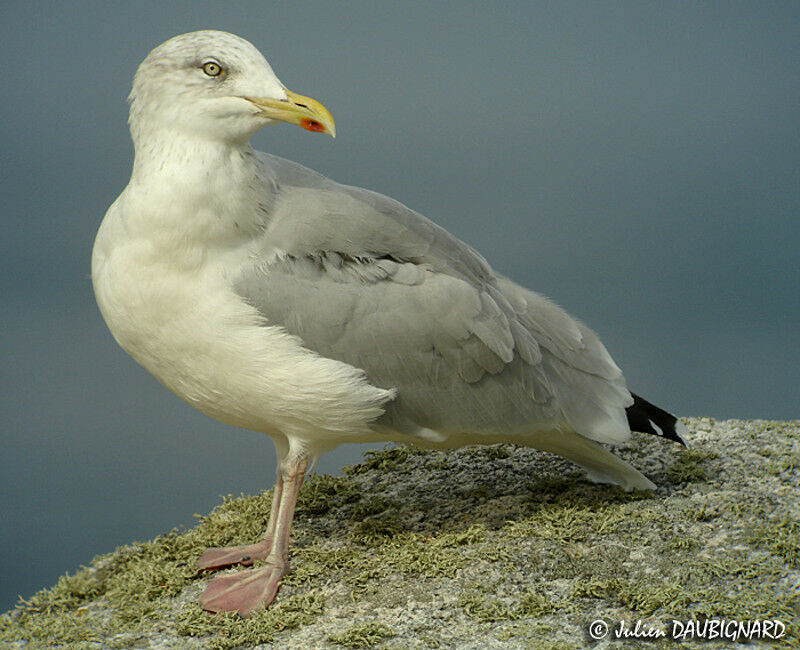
(1, 1, 798, 611)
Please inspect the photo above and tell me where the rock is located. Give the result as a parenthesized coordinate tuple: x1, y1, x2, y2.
(1, 418, 798, 649)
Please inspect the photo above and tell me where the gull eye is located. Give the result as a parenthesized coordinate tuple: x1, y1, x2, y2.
(201, 61, 223, 77)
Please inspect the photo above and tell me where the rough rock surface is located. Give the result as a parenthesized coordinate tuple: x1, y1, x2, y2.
(2, 418, 798, 649)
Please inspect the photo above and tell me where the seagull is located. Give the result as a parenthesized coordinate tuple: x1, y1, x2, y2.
(92, 30, 688, 617)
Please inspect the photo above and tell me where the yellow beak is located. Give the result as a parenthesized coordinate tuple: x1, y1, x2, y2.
(245, 89, 336, 137)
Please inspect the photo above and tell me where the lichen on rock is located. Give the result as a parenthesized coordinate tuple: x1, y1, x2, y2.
(2, 418, 798, 649)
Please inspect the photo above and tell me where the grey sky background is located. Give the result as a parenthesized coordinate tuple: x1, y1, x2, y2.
(1, 1, 798, 611)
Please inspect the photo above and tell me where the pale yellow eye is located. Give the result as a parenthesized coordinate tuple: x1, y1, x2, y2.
(201, 61, 223, 77)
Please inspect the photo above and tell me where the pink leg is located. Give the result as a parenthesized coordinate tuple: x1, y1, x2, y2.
(199, 455, 308, 617)
(196, 474, 284, 570)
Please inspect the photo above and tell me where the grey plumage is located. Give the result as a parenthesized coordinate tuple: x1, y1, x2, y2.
(235, 153, 633, 449)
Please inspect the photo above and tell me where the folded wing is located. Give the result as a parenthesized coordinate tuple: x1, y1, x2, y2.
(236, 154, 633, 444)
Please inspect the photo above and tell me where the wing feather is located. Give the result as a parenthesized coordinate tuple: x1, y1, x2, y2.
(237, 154, 633, 444)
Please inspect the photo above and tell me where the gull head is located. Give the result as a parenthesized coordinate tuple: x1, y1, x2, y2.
(128, 30, 335, 146)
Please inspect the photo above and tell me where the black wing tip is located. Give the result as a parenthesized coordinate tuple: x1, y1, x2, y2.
(626, 393, 689, 447)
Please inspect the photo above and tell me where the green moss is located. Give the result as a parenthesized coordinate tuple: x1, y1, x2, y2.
(296, 474, 361, 515)
(765, 453, 800, 476)
(349, 514, 405, 546)
(749, 514, 800, 568)
(570, 578, 607, 600)
(459, 587, 565, 623)
(177, 593, 324, 649)
(684, 505, 718, 521)
(343, 445, 425, 476)
(0, 487, 330, 649)
(613, 579, 697, 615)
(500, 493, 659, 545)
(494, 622, 579, 649)
(575, 577, 707, 616)
(523, 475, 582, 500)
(3, 420, 798, 649)
(474, 444, 513, 460)
(665, 448, 718, 483)
(0, 527, 200, 646)
(348, 497, 401, 521)
(328, 621, 396, 648)
(570, 548, 796, 625)
(6, 471, 793, 648)
(494, 621, 552, 640)
(666, 536, 700, 551)
(780, 421, 800, 439)
(194, 489, 276, 544)
(285, 523, 492, 603)
(517, 590, 564, 617)
(419, 634, 442, 647)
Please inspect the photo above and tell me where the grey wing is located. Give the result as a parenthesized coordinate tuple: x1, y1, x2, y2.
(235, 252, 558, 439)
(241, 155, 633, 443)
(494, 276, 635, 442)
(255, 153, 495, 285)
(235, 260, 632, 445)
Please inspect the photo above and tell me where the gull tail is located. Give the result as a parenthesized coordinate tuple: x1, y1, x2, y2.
(625, 393, 688, 446)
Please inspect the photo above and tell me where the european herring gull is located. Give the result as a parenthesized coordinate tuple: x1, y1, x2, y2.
(92, 30, 688, 617)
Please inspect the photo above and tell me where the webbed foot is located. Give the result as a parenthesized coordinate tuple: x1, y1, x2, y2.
(199, 561, 286, 617)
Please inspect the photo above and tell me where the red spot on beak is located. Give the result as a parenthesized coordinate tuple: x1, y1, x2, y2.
(300, 118, 326, 133)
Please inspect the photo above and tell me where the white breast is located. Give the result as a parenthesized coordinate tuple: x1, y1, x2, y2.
(91, 196, 393, 444)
